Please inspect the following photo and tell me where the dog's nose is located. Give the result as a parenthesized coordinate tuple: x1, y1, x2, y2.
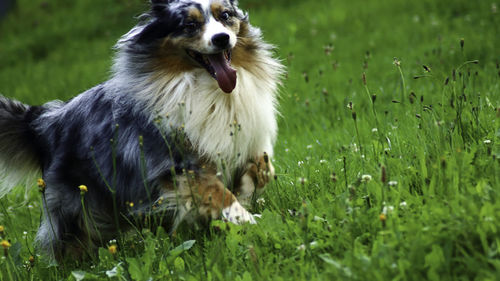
(211, 33, 230, 49)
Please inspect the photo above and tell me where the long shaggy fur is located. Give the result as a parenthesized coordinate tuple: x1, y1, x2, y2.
(0, 0, 283, 261)
(0, 96, 42, 197)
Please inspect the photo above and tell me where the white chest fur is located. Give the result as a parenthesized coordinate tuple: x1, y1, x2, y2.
(147, 67, 278, 171)
(110, 60, 281, 174)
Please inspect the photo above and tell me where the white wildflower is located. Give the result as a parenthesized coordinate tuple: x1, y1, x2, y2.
(382, 205, 394, 215)
(361, 174, 372, 183)
(388, 181, 398, 186)
(484, 139, 491, 144)
(256, 198, 266, 206)
(352, 143, 359, 152)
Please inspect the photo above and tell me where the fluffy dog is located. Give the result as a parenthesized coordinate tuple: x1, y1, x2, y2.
(0, 0, 283, 260)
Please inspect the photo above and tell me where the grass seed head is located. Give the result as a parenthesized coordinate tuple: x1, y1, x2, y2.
(330, 172, 337, 182)
(381, 165, 387, 184)
(393, 57, 401, 67)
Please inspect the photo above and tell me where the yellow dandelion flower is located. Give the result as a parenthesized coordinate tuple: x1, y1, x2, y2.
(108, 244, 118, 255)
(1, 240, 11, 249)
(37, 178, 46, 192)
(37, 178, 46, 188)
(129, 202, 134, 207)
(0, 225, 4, 233)
(379, 213, 387, 222)
(79, 185, 88, 193)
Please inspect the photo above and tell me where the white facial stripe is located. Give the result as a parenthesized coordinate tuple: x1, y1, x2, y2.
(204, 16, 229, 42)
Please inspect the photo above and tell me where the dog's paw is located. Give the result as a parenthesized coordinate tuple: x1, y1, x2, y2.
(222, 201, 256, 224)
(250, 152, 275, 188)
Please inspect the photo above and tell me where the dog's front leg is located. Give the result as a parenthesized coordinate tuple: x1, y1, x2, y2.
(169, 170, 256, 227)
(235, 152, 275, 208)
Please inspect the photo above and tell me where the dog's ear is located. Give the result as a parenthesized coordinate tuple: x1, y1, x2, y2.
(228, 0, 248, 22)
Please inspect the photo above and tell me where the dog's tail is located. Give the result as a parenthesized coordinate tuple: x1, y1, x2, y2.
(0, 95, 42, 197)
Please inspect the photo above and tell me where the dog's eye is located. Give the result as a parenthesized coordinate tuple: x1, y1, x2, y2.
(220, 11, 230, 21)
(184, 21, 199, 32)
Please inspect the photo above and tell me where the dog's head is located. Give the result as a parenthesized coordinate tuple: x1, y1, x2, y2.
(130, 0, 252, 93)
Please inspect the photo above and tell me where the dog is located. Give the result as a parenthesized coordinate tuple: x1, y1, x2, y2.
(0, 0, 283, 260)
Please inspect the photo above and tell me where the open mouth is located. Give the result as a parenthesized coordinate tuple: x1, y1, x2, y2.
(186, 49, 237, 94)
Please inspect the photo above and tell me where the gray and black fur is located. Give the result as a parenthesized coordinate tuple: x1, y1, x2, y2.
(1, 85, 202, 260)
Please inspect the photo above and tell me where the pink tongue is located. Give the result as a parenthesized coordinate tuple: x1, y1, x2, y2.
(207, 53, 237, 93)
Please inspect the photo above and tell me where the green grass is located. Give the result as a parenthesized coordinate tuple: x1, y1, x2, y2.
(1, 0, 500, 280)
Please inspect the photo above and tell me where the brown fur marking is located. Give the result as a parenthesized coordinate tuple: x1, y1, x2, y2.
(210, 2, 225, 18)
(231, 22, 260, 70)
(187, 7, 205, 24)
(165, 167, 237, 220)
(246, 153, 273, 189)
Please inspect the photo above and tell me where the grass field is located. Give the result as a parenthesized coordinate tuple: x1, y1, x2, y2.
(1, 0, 500, 280)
